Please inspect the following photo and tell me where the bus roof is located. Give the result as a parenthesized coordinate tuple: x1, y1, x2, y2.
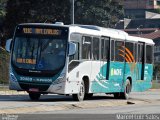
(18, 23, 154, 45)
(126, 35, 155, 45)
(69, 25, 128, 40)
(69, 25, 154, 45)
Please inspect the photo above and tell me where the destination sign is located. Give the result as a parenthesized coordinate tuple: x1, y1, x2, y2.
(22, 28, 62, 35)
(17, 58, 36, 64)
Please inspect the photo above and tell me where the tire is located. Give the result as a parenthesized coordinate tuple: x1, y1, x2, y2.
(84, 93, 93, 99)
(113, 93, 121, 99)
(121, 79, 131, 100)
(29, 93, 41, 101)
(72, 80, 85, 101)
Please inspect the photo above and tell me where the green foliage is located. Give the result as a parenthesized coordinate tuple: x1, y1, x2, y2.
(148, 8, 160, 14)
(0, 10, 6, 17)
(155, 8, 160, 14)
(74, 0, 124, 27)
(0, 48, 9, 84)
(0, 0, 7, 17)
(157, 1, 160, 6)
(4, 0, 71, 38)
(153, 64, 160, 79)
(4, 0, 123, 38)
(152, 80, 160, 89)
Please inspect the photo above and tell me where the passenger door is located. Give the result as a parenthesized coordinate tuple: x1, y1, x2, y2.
(95, 37, 111, 92)
(100, 37, 110, 81)
(137, 42, 145, 80)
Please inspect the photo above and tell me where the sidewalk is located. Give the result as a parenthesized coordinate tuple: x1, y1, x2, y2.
(0, 90, 27, 95)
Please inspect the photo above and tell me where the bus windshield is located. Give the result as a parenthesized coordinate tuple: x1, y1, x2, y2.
(11, 25, 68, 77)
(12, 36, 67, 71)
(12, 37, 67, 70)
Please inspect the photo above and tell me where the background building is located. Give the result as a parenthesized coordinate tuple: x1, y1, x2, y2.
(124, 0, 160, 19)
(115, 0, 160, 64)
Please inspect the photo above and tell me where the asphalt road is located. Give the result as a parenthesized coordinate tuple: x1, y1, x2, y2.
(40, 90, 160, 114)
(0, 90, 160, 120)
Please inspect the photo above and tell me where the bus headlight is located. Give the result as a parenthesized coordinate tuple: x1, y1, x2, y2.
(10, 73, 17, 82)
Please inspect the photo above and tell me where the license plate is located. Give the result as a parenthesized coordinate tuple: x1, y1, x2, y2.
(29, 88, 39, 92)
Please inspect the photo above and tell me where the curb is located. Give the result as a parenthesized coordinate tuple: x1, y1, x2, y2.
(0, 91, 27, 95)
(0, 99, 148, 114)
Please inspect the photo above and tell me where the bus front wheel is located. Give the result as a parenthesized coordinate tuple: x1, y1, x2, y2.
(72, 80, 85, 101)
(84, 93, 93, 99)
(29, 93, 41, 101)
(121, 79, 131, 99)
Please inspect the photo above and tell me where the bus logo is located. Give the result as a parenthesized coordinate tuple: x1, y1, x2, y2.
(119, 46, 136, 73)
(111, 68, 122, 76)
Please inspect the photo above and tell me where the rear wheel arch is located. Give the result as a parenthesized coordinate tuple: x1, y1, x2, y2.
(82, 76, 93, 99)
(126, 76, 132, 90)
(114, 77, 132, 100)
(82, 76, 90, 94)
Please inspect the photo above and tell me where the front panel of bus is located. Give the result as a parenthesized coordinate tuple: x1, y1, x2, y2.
(9, 24, 69, 93)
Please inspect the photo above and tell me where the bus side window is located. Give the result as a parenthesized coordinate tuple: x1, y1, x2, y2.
(69, 42, 79, 62)
(125, 42, 134, 62)
(134, 43, 137, 63)
(111, 40, 115, 61)
(115, 41, 124, 62)
(101, 37, 110, 61)
(138, 44, 143, 63)
(138, 44, 141, 62)
(146, 45, 153, 64)
(82, 36, 92, 59)
(101, 39, 105, 60)
(92, 37, 100, 60)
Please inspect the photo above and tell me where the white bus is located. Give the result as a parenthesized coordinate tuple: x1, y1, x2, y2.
(6, 22, 154, 101)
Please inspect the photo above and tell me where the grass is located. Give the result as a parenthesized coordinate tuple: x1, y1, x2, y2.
(0, 86, 9, 91)
(152, 80, 160, 89)
(0, 47, 10, 84)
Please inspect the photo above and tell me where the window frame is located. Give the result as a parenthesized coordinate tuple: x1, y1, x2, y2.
(114, 39, 125, 62)
(146, 44, 154, 64)
(81, 36, 92, 60)
(111, 39, 115, 61)
(92, 37, 100, 61)
(69, 41, 80, 62)
(125, 41, 135, 63)
(100, 36, 110, 61)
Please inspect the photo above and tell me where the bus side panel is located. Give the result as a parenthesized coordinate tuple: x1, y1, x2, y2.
(90, 61, 105, 93)
(124, 62, 136, 92)
(65, 61, 92, 94)
(132, 64, 153, 92)
(107, 62, 125, 93)
(124, 62, 153, 92)
(90, 62, 125, 93)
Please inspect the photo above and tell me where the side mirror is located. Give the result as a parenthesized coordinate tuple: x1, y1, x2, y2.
(69, 42, 76, 56)
(5, 38, 12, 53)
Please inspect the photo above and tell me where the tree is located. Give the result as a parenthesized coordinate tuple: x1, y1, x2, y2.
(74, 0, 124, 27)
(0, 0, 7, 46)
(4, 0, 123, 39)
(0, 0, 7, 17)
(153, 64, 160, 80)
(4, 0, 71, 38)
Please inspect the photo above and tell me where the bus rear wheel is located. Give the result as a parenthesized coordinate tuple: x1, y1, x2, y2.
(114, 79, 131, 99)
(72, 80, 85, 101)
(113, 93, 121, 99)
(121, 79, 131, 99)
(29, 93, 41, 101)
